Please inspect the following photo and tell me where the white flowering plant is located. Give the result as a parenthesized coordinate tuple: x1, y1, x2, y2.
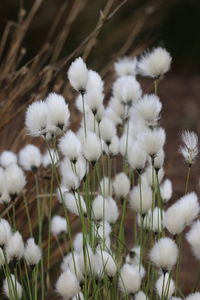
(0, 50, 199, 300)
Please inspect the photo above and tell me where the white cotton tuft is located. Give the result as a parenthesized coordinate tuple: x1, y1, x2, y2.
(62, 170, 80, 192)
(64, 192, 87, 216)
(118, 263, 141, 295)
(126, 246, 141, 265)
(68, 57, 88, 93)
(109, 135, 120, 156)
(155, 273, 175, 299)
(0, 219, 12, 247)
(66, 253, 84, 282)
(134, 94, 162, 127)
(104, 107, 122, 127)
(24, 238, 42, 266)
(139, 128, 166, 159)
(164, 192, 200, 235)
(86, 70, 104, 93)
(119, 134, 134, 157)
(186, 220, 200, 260)
(160, 179, 172, 203)
(59, 130, 82, 162)
(42, 148, 59, 168)
(113, 172, 130, 199)
(73, 233, 84, 253)
(85, 89, 104, 116)
(0, 151, 17, 168)
(114, 57, 137, 77)
(153, 149, 165, 170)
(46, 93, 70, 134)
(185, 292, 200, 300)
(135, 290, 149, 300)
(97, 250, 117, 278)
(3, 274, 22, 299)
(138, 47, 172, 79)
(5, 164, 26, 199)
(25, 100, 48, 137)
(108, 96, 125, 118)
(128, 142, 147, 171)
(99, 118, 116, 146)
(129, 184, 152, 214)
(19, 144, 42, 171)
(113, 76, 142, 105)
(6, 231, 24, 261)
(78, 244, 99, 276)
(141, 165, 164, 187)
(83, 132, 102, 163)
(51, 215, 67, 236)
(149, 237, 178, 271)
(179, 130, 198, 165)
(92, 195, 119, 224)
(141, 207, 165, 233)
(56, 269, 80, 299)
(99, 177, 113, 198)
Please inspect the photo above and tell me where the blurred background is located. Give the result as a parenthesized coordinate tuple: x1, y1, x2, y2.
(0, 0, 200, 295)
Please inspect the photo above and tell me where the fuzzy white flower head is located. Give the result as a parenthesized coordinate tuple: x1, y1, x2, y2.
(135, 290, 149, 300)
(141, 166, 164, 187)
(66, 253, 84, 282)
(99, 118, 116, 146)
(138, 47, 172, 79)
(149, 237, 178, 271)
(25, 100, 48, 137)
(108, 96, 125, 118)
(46, 93, 70, 134)
(113, 76, 142, 106)
(128, 141, 147, 172)
(75, 94, 90, 114)
(42, 148, 59, 168)
(92, 195, 119, 224)
(95, 221, 111, 240)
(3, 274, 22, 299)
(78, 244, 99, 276)
(51, 215, 67, 236)
(104, 107, 122, 127)
(99, 177, 113, 198)
(185, 292, 200, 300)
(160, 179, 172, 203)
(73, 233, 84, 253)
(139, 128, 166, 159)
(56, 269, 80, 299)
(19, 144, 42, 171)
(109, 135, 120, 156)
(5, 164, 26, 199)
(59, 130, 82, 163)
(0, 219, 12, 247)
(134, 94, 162, 127)
(129, 184, 152, 214)
(0, 151, 17, 168)
(86, 70, 104, 93)
(118, 263, 141, 295)
(142, 207, 165, 233)
(83, 131, 102, 163)
(68, 57, 88, 93)
(60, 156, 87, 183)
(64, 192, 87, 216)
(153, 149, 165, 170)
(119, 134, 134, 157)
(113, 172, 130, 199)
(24, 238, 42, 266)
(179, 130, 198, 165)
(126, 246, 141, 265)
(155, 273, 175, 299)
(62, 170, 80, 192)
(114, 57, 137, 77)
(6, 231, 24, 261)
(186, 220, 200, 260)
(97, 250, 117, 278)
(0, 168, 7, 199)
(85, 89, 104, 116)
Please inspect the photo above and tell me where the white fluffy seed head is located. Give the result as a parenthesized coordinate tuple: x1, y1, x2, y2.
(126, 246, 141, 265)
(56, 269, 80, 299)
(64, 192, 86, 216)
(139, 128, 166, 158)
(99, 118, 116, 146)
(99, 177, 113, 198)
(25, 100, 48, 137)
(5, 164, 26, 197)
(134, 94, 162, 127)
(0, 151, 17, 168)
(141, 166, 164, 187)
(46, 93, 70, 133)
(19, 144, 42, 171)
(185, 292, 200, 300)
(68, 57, 88, 93)
(51, 215, 67, 236)
(108, 96, 125, 118)
(104, 107, 122, 127)
(98, 250, 117, 277)
(138, 47, 172, 79)
(59, 130, 82, 162)
(135, 290, 149, 300)
(153, 149, 165, 170)
(113, 172, 130, 199)
(42, 148, 59, 168)
(128, 141, 147, 171)
(85, 89, 104, 115)
(141, 207, 165, 233)
(149, 237, 178, 271)
(24, 238, 42, 266)
(155, 273, 175, 299)
(3, 274, 22, 299)
(113, 76, 142, 105)
(109, 135, 120, 156)
(73, 233, 84, 253)
(92, 195, 119, 224)
(61, 170, 80, 192)
(114, 57, 137, 77)
(0, 219, 12, 247)
(129, 184, 152, 214)
(119, 134, 134, 157)
(160, 179, 172, 203)
(83, 132, 102, 163)
(179, 130, 198, 165)
(186, 220, 200, 260)
(6, 231, 24, 261)
(118, 263, 141, 295)
(86, 70, 104, 93)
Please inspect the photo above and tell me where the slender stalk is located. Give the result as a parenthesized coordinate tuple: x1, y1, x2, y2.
(184, 164, 191, 194)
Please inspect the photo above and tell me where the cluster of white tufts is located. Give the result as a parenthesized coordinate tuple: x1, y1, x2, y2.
(2, 48, 198, 299)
